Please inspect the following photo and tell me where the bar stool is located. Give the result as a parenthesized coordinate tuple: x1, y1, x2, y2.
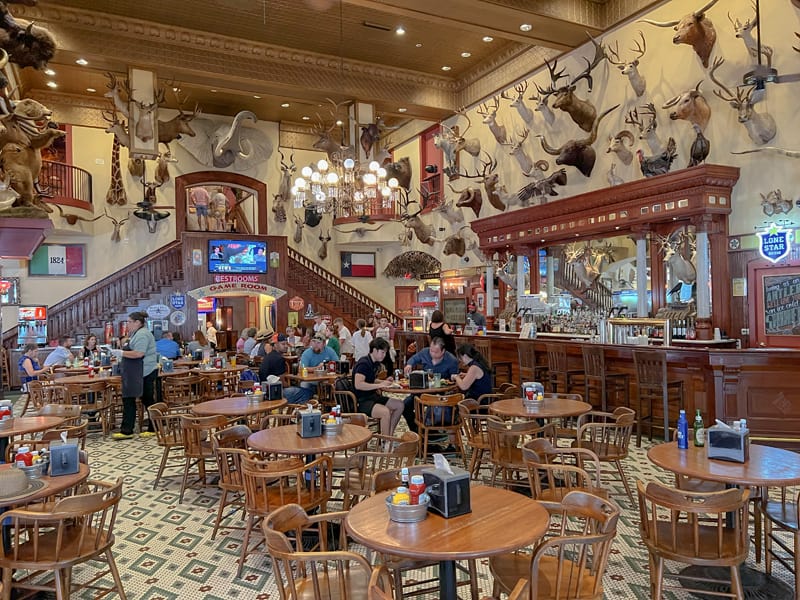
(517, 342, 548, 387)
(581, 345, 630, 412)
(633, 349, 684, 446)
(545, 344, 584, 395)
(473, 338, 513, 387)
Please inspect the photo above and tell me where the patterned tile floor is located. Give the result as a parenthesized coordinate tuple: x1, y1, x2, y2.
(4, 392, 796, 599)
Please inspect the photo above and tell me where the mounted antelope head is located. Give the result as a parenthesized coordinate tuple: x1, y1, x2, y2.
(501, 80, 535, 126)
(709, 57, 776, 145)
(607, 31, 648, 97)
(606, 130, 635, 165)
(626, 103, 663, 154)
(539, 104, 619, 178)
(663, 81, 711, 132)
(476, 97, 507, 144)
(729, 3, 773, 66)
(278, 148, 296, 201)
(535, 35, 606, 133)
(317, 230, 332, 260)
(272, 194, 287, 223)
(501, 127, 534, 175)
(640, 0, 720, 68)
(102, 208, 130, 243)
(293, 214, 305, 244)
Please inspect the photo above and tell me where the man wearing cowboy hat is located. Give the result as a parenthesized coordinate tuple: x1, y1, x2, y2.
(250, 329, 273, 359)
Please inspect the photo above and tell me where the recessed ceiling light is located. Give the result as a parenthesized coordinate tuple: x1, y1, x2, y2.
(519, 23, 533, 32)
(44, 68, 55, 76)
(210, 89, 217, 93)
(86, 87, 96, 93)
(46, 81, 57, 88)
(75, 58, 88, 66)
(173, 86, 179, 92)
(482, 36, 494, 43)
(441, 65, 451, 71)
(460, 52, 472, 58)
(253, 95, 261, 99)
(335, 119, 343, 126)
(302, 115, 310, 121)
(415, 42, 423, 48)
(281, 102, 290, 108)
(395, 25, 405, 35)
(398, 107, 407, 113)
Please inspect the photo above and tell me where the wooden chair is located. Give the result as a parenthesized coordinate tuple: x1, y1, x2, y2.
(522, 438, 608, 512)
(490, 490, 620, 600)
(637, 480, 750, 600)
(458, 399, 498, 479)
(572, 407, 636, 504)
(199, 371, 237, 401)
(369, 566, 395, 600)
(240, 453, 331, 577)
(633, 349, 684, 445)
(545, 344, 584, 395)
(210, 424, 252, 540)
(581, 345, 629, 412)
(147, 403, 187, 490)
(178, 413, 228, 503)
(0, 478, 126, 600)
(762, 487, 800, 595)
(64, 381, 114, 436)
(333, 388, 380, 432)
(341, 431, 418, 510)
(0, 346, 9, 391)
(162, 373, 203, 408)
(264, 503, 385, 600)
(517, 342, 548, 388)
(487, 419, 557, 491)
(413, 393, 465, 462)
(20, 381, 69, 415)
(37, 402, 83, 424)
(473, 337, 513, 386)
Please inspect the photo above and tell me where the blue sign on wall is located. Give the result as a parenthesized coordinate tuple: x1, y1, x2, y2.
(170, 293, 186, 310)
(757, 224, 793, 264)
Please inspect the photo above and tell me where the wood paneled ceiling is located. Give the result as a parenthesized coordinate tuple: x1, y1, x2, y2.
(14, 0, 660, 129)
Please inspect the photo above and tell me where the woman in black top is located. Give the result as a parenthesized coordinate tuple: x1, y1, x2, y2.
(352, 337, 405, 435)
(428, 310, 456, 355)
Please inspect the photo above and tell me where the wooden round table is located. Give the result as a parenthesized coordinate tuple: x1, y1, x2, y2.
(647, 441, 800, 487)
(346, 485, 549, 600)
(0, 416, 65, 439)
(52, 373, 121, 386)
(489, 396, 592, 420)
(0, 463, 90, 509)
(247, 424, 372, 455)
(191, 396, 287, 417)
(286, 371, 339, 384)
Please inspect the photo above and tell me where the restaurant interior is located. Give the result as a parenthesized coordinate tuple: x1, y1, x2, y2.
(2, 0, 800, 598)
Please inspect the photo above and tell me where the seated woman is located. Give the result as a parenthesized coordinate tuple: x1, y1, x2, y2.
(187, 331, 211, 357)
(453, 343, 493, 403)
(352, 337, 404, 436)
(82, 334, 99, 360)
(18, 343, 50, 391)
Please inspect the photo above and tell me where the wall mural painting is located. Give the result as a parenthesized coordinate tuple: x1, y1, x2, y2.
(184, 184, 256, 233)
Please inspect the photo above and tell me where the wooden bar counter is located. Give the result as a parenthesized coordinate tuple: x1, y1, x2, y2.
(396, 331, 800, 444)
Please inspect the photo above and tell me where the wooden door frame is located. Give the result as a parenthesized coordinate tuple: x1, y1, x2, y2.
(747, 258, 800, 348)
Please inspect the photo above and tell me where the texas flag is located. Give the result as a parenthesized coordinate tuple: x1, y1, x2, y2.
(341, 252, 375, 277)
(29, 244, 84, 276)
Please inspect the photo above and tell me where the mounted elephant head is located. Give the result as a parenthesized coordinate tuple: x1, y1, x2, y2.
(213, 110, 258, 168)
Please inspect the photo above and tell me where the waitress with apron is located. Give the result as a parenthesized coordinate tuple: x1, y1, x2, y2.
(113, 311, 158, 440)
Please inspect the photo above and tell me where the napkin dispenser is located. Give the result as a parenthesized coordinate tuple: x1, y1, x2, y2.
(49, 437, 80, 476)
(409, 370, 428, 389)
(297, 407, 322, 438)
(706, 425, 750, 463)
(422, 466, 471, 518)
(336, 359, 350, 375)
(261, 381, 283, 400)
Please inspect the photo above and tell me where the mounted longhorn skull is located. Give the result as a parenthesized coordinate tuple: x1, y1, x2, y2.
(640, 0, 720, 68)
(318, 230, 332, 260)
(55, 204, 103, 227)
(539, 104, 619, 177)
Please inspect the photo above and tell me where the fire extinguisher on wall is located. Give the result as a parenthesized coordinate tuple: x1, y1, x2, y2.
(104, 322, 113, 345)
(118, 320, 128, 340)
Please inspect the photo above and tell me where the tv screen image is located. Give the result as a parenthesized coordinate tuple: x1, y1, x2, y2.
(208, 239, 268, 274)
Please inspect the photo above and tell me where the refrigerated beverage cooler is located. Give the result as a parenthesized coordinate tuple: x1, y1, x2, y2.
(18, 306, 47, 346)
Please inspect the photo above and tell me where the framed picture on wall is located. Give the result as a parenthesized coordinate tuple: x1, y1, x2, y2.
(28, 244, 86, 277)
(340, 252, 376, 278)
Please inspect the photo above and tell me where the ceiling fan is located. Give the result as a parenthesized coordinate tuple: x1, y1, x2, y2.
(742, 0, 800, 90)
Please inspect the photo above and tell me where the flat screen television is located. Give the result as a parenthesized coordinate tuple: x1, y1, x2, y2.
(208, 239, 267, 274)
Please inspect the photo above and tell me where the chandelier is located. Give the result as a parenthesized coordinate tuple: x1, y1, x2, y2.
(291, 158, 401, 218)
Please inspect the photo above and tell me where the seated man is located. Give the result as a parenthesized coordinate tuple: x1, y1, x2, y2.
(298, 333, 340, 396)
(259, 334, 311, 404)
(353, 337, 404, 436)
(155, 331, 180, 359)
(402, 337, 460, 433)
(43, 334, 75, 368)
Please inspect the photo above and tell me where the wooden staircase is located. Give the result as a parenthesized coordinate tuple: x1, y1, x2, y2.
(555, 258, 613, 312)
(286, 248, 400, 329)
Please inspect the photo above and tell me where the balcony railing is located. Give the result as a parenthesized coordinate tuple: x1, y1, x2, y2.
(40, 161, 93, 209)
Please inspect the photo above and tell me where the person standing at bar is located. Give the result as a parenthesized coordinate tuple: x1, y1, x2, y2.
(114, 311, 157, 440)
(206, 320, 218, 351)
(466, 301, 486, 328)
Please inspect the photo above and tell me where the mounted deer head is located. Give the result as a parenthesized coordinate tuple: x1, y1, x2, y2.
(432, 199, 464, 226)
(709, 57, 776, 145)
(626, 103, 664, 154)
(655, 232, 697, 284)
(455, 153, 506, 211)
(452, 109, 481, 157)
(476, 96, 507, 144)
(157, 88, 199, 146)
(501, 127, 534, 175)
(501, 80, 535, 126)
(607, 31, 648, 97)
(535, 35, 606, 133)
(640, 0, 720, 68)
(729, 3, 773, 67)
(400, 194, 437, 245)
(103, 72, 129, 119)
(102, 109, 130, 148)
(528, 90, 555, 126)
(132, 86, 165, 143)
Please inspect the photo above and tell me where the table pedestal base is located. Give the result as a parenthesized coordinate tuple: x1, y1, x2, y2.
(440, 560, 457, 600)
(680, 565, 793, 600)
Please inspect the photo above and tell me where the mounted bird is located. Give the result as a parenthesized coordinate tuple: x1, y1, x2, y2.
(637, 137, 677, 177)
